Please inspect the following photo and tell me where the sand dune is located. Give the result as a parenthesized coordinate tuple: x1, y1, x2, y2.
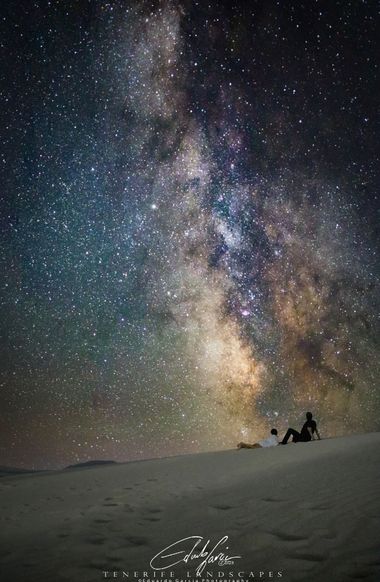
(0, 466, 37, 478)
(65, 460, 118, 470)
(0, 433, 379, 582)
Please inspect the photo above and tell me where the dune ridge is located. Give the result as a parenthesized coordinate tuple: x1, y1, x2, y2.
(0, 433, 379, 582)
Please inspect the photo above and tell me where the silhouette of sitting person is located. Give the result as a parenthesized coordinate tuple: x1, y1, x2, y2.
(281, 412, 321, 444)
(237, 428, 279, 449)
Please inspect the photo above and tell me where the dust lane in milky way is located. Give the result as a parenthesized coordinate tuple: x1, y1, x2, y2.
(0, 1, 379, 469)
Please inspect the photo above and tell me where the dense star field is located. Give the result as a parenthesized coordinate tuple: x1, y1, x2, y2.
(0, 1, 379, 469)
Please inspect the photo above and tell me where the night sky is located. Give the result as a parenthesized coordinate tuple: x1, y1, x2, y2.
(0, 0, 379, 470)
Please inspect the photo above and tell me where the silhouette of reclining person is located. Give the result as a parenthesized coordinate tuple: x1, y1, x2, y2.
(237, 428, 279, 449)
(281, 412, 321, 444)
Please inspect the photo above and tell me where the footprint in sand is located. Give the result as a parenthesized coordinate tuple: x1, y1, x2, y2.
(122, 535, 148, 547)
(270, 530, 307, 542)
(299, 501, 331, 511)
(288, 552, 325, 562)
(314, 527, 336, 540)
(105, 555, 124, 564)
(210, 504, 234, 511)
(146, 508, 162, 514)
(235, 518, 251, 527)
(310, 504, 331, 511)
(349, 571, 374, 579)
(86, 537, 107, 546)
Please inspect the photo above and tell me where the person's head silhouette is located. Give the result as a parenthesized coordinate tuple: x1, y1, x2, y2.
(271, 428, 278, 435)
(306, 411, 313, 420)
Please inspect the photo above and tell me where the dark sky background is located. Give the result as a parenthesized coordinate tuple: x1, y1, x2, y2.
(0, 0, 379, 470)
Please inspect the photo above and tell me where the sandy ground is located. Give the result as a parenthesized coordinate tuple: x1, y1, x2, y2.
(0, 433, 379, 582)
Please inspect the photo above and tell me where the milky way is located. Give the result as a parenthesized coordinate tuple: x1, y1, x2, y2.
(0, 1, 379, 469)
